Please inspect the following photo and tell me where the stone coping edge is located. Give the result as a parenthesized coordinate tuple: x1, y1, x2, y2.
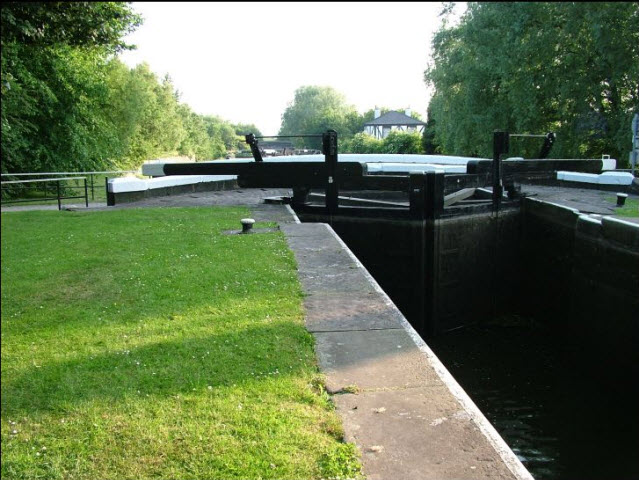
(284, 204, 301, 224)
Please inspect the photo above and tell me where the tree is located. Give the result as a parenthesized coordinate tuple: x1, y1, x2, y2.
(279, 86, 360, 149)
(425, 2, 639, 162)
(1, 3, 265, 172)
(106, 61, 247, 164)
(421, 105, 440, 154)
(121, 67, 187, 165)
(341, 131, 425, 154)
(103, 58, 143, 165)
(1, 2, 141, 173)
(342, 132, 382, 154)
(202, 116, 244, 158)
(1, 43, 122, 172)
(381, 131, 424, 154)
(177, 104, 211, 160)
(233, 123, 262, 137)
(0, 2, 141, 51)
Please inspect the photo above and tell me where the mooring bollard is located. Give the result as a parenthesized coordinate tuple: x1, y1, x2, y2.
(617, 193, 628, 207)
(240, 218, 255, 233)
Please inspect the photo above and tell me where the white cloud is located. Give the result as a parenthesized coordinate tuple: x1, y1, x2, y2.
(118, 2, 457, 135)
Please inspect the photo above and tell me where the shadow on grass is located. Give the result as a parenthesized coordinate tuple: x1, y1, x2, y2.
(2, 320, 315, 419)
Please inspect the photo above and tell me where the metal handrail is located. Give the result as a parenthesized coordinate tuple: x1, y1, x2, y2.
(1, 176, 87, 184)
(1, 177, 89, 210)
(1, 171, 138, 200)
(1, 171, 137, 176)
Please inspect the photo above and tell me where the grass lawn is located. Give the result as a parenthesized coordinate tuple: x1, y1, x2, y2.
(1, 207, 361, 480)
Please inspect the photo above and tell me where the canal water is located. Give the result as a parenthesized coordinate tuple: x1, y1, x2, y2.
(427, 318, 639, 480)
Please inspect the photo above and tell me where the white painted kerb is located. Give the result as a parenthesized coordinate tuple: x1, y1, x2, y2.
(108, 175, 236, 193)
(366, 163, 466, 174)
(557, 170, 633, 186)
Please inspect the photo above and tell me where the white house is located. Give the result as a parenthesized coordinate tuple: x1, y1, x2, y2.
(364, 108, 426, 140)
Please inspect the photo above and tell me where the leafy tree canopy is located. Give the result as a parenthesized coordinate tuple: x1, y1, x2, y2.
(1, 2, 143, 173)
(233, 123, 262, 138)
(279, 85, 360, 149)
(1, 2, 142, 52)
(1, 3, 254, 174)
(425, 2, 639, 162)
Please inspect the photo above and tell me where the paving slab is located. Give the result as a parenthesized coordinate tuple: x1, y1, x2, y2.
(293, 247, 356, 271)
(334, 389, 519, 480)
(303, 293, 405, 332)
(298, 266, 374, 291)
(315, 329, 443, 392)
(280, 222, 331, 237)
(250, 204, 299, 225)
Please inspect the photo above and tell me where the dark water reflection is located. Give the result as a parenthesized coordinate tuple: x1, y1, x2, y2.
(427, 320, 639, 480)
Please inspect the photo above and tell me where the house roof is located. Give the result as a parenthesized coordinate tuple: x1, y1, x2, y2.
(364, 111, 426, 127)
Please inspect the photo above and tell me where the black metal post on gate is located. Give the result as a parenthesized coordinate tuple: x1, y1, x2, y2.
(492, 131, 509, 214)
(322, 129, 338, 215)
(244, 134, 264, 163)
(409, 173, 426, 220)
(490, 131, 510, 321)
(409, 171, 444, 221)
(425, 172, 444, 220)
(56, 180, 62, 210)
(105, 176, 115, 206)
(242, 131, 338, 213)
(84, 177, 89, 207)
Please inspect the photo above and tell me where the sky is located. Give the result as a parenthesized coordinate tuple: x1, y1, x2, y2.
(118, 2, 464, 136)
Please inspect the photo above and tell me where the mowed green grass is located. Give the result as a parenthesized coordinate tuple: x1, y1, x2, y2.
(0, 207, 361, 480)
